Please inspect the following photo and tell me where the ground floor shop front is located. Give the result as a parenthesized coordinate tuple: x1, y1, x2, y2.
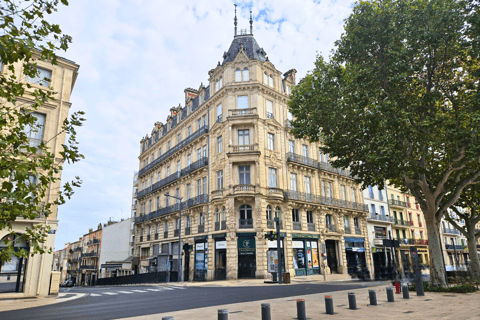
(142, 231, 372, 281)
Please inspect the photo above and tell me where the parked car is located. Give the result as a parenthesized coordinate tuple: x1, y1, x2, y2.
(65, 280, 74, 287)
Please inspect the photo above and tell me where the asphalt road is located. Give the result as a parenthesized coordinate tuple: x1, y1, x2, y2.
(0, 282, 378, 320)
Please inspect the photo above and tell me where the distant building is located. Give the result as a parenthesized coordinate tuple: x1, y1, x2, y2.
(100, 218, 132, 277)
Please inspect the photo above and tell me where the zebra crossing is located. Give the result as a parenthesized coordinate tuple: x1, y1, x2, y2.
(89, 286, 186, 297)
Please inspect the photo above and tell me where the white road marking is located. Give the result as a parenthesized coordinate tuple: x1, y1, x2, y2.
(162, 287, 174, 290)
(118, 290, 134, 294)
(146, 289, 160, 291)
(90, 293, 102, 297)
(102, 292, 118, 295)
(170, 286, 186, 289)
(131, 290, 147, 293)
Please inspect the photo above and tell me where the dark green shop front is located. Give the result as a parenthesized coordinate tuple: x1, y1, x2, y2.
(237, 233, 256, 279)
(292, 234, 321, 276)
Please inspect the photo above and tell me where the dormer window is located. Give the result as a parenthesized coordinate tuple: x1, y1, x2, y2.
(235, 69, 241, 82)
(269, 75, 273, 87)
(243, 68, 249, 81)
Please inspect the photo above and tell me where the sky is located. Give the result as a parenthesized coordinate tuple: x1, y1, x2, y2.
(52, 0, 356, 250)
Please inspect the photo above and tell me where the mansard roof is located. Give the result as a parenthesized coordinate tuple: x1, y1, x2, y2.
(222, 34, 267, 65)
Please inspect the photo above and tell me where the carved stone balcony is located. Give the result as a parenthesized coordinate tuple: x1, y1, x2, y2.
(228, 144, 260, 156)
(228, 108, 258, 118)
(308, 223, 316, 231)
(268, 187, 284, 199)
(239, 219, 253, 229)
(293, 222, 302, 231)
(327, 224, 337, 233)
(212, 189, 223, 199)
(344, 226, 351, 234)
(198, 224, 205, 233)
(233, 184, 256, 195)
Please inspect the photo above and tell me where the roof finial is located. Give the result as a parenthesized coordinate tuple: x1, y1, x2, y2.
(234, 4, 238, 36)
(250, 10, 253, 35)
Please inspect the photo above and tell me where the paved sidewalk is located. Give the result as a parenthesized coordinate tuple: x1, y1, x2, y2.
(0, 292, 86, 312)
(125, 284, 480, 320)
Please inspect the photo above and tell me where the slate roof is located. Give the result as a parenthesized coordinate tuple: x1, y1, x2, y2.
(222, 34, 267, 65)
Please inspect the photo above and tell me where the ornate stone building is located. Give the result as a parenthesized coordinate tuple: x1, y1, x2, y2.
(134, 17, 371, 281)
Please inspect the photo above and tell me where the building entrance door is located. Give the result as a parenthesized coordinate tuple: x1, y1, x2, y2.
(238, 255, 256, 278)
(215, 249, 227, 280)
(325, 240, 338, 273)
(184, 249, 190, 281)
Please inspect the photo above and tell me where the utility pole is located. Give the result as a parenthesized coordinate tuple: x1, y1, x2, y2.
(165, 194, 183, 283)
(274, 217, 283, 284)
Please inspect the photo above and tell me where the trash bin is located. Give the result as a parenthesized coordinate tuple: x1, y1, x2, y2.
(283, 272, 291, 284)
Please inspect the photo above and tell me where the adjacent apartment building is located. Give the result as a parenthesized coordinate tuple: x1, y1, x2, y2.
(0, 55, 80, 296)
(133, 20, 371, 281)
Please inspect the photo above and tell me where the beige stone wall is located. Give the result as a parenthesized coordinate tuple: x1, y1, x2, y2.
(1, 55, 79, 297)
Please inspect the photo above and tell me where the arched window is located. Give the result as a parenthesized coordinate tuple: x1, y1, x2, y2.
(235, 69, 242, 82)
(269, 75, 273, 87)
(222, 207, 226, 221)
(266, 205, 272, 220)
(243, 68, 249, 81)
(240, 204, 252, 219)
(216, 210, 220, 222)
(264, 72, 268, 84)
(275, 206, 281, 219)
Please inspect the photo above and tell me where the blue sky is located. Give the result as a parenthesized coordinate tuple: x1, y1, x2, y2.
(52, 0, 356, 249)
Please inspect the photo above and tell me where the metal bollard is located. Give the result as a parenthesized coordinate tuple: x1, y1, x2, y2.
(296, 299, 306, 320)
(261, 303, 271, 320)
(162, 317, 174, 320)
(402, 285, 410, 299)
(218, 309, 228, 320)
(325, 296, 334, 315)
(348, 292, 357, 310)
(386, 287, 395, 302)
(416, 280, 425, 296)
(369, 289, 377, 306)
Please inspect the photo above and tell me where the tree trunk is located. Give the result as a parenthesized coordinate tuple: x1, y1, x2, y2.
(466, 233, 480, 280)
(424, 210, 447, 286)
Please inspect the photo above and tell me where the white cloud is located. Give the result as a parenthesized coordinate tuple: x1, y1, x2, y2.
(51, 0, 355, 249)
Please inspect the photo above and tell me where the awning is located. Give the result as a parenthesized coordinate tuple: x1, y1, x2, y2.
(100, 263, 122, 269)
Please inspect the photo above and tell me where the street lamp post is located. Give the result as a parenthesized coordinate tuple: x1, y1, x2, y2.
(165, 193, 183, 283)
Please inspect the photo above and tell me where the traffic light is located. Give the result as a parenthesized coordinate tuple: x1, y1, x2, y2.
(264, 231, 277, 241)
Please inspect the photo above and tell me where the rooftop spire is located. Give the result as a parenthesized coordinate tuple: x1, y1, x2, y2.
(250, 10, 253, 35)
(234, 4, 238, 36)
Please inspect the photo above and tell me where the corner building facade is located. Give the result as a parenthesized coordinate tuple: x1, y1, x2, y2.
(134, 30, 371, 281)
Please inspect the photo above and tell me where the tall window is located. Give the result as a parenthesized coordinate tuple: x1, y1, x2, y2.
(238, 129, 250, 145)
(168, 141, 171, 150)
(269, 75, 273, 87)
(341, 185, 346, 200)
(149, 200, 152, 212)
(307, 211, 313, 224)
(197, 119, 201, 130)
(302, 145, 308, 157)
(24, 112, 46, 147)
(267, 133, 275, 150)
(351, 188, 356, 202)
(305, 176, 311, 194)
(243, 68, 249, 81)
(322, 180, 326, 197)
(324, 153, 329, 163)
(219, 77, 223, 88)
(187, 154, 191, 166)
(239, 165, 251, 184)
(266, 205, 273, 220)
(378, 189, 383, 201)
(354, 217, 360, 230)
(292, 208, 300, 222)
(266, 100, 273, 119)
(197, 179, 202, 195)
(217, 104, 222, 122)
(26, 66, 51, 87)
(186, 184, 191, 200)
(164, 221, 169, 231)
(238, 95, 248, 110)
(344, 216, 349, 228)
(177, 134, 181, 144)
(156, 196, 160, 209)
(203, 176, 207, 194)
(176, 188, 180, 203)
(326, 214, 333, 227)
(319, 151, 324, 162)
(380, 206, 385, 215)
(188, 126, 192, 136)
(328, 182, 332, 198)
(177, 161, 180, 175)
(165, 193, 169, 207)
(268, 168, 277, 188)
(288, 140, 295, 153)
(217, 170, 223, 190)
(197, 148, 201, 160)
(199, 212, 204, 225)
(275, 206, 281, 219)
(264, 72, 268, 84)
(369, 186, 374, 199)
(203, 145, 207, 157)
(240, 204, 252, 220)
(217, 136, 223, 153)
(371, 204, 376, 214)
(235, 69, 242, 82)
(167, 166, 170, 176)
(216, 210, 220, 222)
(203, 114, 207, 127)
(290, 173, 297, 191)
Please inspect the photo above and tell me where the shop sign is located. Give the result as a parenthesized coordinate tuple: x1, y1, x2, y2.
(292, 234, 320, 239)
(344, 237, 365, 243)
(346, 247, 366, 252)
(196, 243, 205, 251)
(268, 240, 284, 248)
(215, 241, 227, 249)
(238, 238, 255, 255)
(292, 240, 304, 249)
(312, 248, 319, 268)
(195, 236, 208, 241)
(212, 233, 227, 239)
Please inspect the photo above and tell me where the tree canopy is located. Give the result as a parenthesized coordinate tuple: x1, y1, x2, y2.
(0, 0, 84, 262)
(288, 0, 480, 285)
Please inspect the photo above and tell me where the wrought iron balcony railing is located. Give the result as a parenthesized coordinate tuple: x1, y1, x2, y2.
(368, 214, 394, 223)
(445, 244, 464, 250)
(138, 126, 208, 177)
(394, 219, 410, 226)
(355, 228, 361, 235)
(293, 221, 302, 230)
(388, 199, 408, 207)
(344, 226, 351, 234)
(267, 219, 283, 229)
(230, 144, 259, 153)
(286, 152, 318, 169)
(198, 224, 205, 233)
(307, 223, 315, 231)
(164, 231, 168, 238)
(327, 224, 337, 233)
(443, 228, 461, 235)
(283, 190, 368, 212)
(185, 227, 191, 235)
(239, 219, 253, 229)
